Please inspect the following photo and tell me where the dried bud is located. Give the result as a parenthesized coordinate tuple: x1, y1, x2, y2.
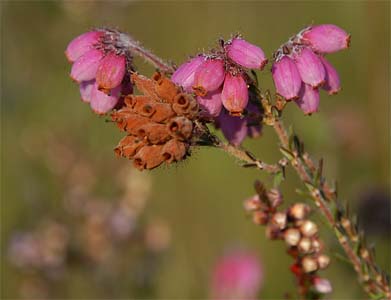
(243, 195, 262, 212)
(127, 95, 175, 122)
(313, 277, 333, 294)
(172, 93, 199, 118)
(295, 84, 320, 115)
(167, 117, 193, 141)
(302, 256, 318, 273)
(293, 47, 325, 88)
(272, 56, 302, 100)
(271, 212, 287, 230)
(114, 135, 146, 158)
(96, 53, 126, 91)
(227, 38, 268, 70)
(221, 73, 249, 115)
(131, 73, 160, 101)
(300, 220, 318, 237)
(161, 139, 187, 163)
(319, 56, 341, 95)
(133, 145, 165, 170)
(284, 228, 301, 246)
(267, 189, 283, 208)
(302, 24, 350, 54)
(298, 237, 312, 253)
(288, 203, 310, 220)
(153, 72, 180, 103)
(253, 210, 269, 226)
(136, 122, 171, 144)
(317, 254, 330, 269)
(70, 49, 104, 83)
(112, 112, 150, 133)
(171, 56, 204, 92)
(193, 59, 225, 96)
(65, 31, 103, 62)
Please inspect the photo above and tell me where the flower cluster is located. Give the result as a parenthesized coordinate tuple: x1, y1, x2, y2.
(65, 29, 133, 114)
(172, 36, 266, 146)
(244, 182, 332, 296)
(272, 24, 350, 114)
(112, 72, 198, 170)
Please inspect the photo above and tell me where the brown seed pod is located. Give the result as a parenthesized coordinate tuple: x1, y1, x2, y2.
(112, 113, 151, 133)
(133, 145, 165, 170)
(114, 135, 146, 158)
(167, 116, 193, 140)
(131, 73, 160, 101)
(136, 122, 171, 144)
(172, 93, 199, 118)
(161, 139, 187, 163)
(152, 72, 180, 103)
(126, 95, 176, 123)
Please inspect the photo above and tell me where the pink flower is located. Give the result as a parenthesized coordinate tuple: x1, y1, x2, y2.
(70, 49, 104, 83)
(79, 80, 95, 103)
(193, 59, 225, 96)
(96, 53, 126, 90)
(319, 56, 341, 95)
(210, 250, 263, 300)
(221, 73, 249, 115)
(197, 88, 223, 118)
(302, 24, 350, 54)
(246, 102, 262, 138)
(272, 56, 302, 100)
(295, 84, 320, 115)
(227, 38, 267, 70)
(293, 47, 325, 88)
(90, 82, 121, 115)
(172, 56, 205, 92)
(218, 110, 248, 146)
(313, 277, 333, 294)
(65, 31, 103, 62)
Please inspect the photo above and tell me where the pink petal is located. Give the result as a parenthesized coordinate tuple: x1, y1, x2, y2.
(294, 47, 325, 88)
(79, 80, 95, 103)
(65, 31, 103, 62)
(227, 38, 267, 70)
(272, 56, 302, 100)
(295, 84, 320, 115)
(319, 56, 341, 95)
(193, 59, 225, 96)
(171, 56, 204, 92)
(221, 73, 249, 115)
(70, 49, 104, 83)
(197, 88, 223, 118)
(96, 53, 126, 90)
(90, 82, 121, 114)
(218, 110, 248, 146)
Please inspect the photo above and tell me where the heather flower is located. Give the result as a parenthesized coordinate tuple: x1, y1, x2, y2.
(227, 37, 267, 69)
(218, 110, 248, 146)
(197, 88, 223, 118)
(313, 277, 333, 294)
(65, 31, 103, 62)
(96, 53, 126, 91)
(295, 84, 320, 115)
(319, 56, 341, 94)
(79, 80, 95, 103)
(272, 56, 302, 100)
(193, 59, 225, 96)
(90, 82, 121, 115)
(70, 49, 104, 83)
(171, 56, 204, 92)
(210, 250, 263, 300)
(293, 47, 325, 88)
(221, 73, 249, 115)
(302, 24, 350, 54)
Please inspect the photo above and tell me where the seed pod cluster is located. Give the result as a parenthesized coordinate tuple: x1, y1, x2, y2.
(112, 72, 199, 170)
(244, 181, 332, 296)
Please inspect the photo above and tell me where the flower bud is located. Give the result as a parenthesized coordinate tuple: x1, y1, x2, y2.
(302, 24, 350, 54)
(197, 89, 223, 118)
(96, 53, 126, 91)
(218, 111, 248, 146)
(253, 210, 269, 225)
(295, 84, 320, 115)
(319, 56, 341, 95)
(313, 277, 332, 294)
(266, 224, 280, 240)
(193, 59, 225, 96)
(293, 48, 325, 88)
(271, 212, 287, 230)
(65, 31, 102, 62)
(227, 38, 267, 69)
(311, 239, 323, 253)
(243, 195, 262, 212)
(221, 74, 249, 115)
(284, 228, 301, 246)
(171, 56, 204, 92)
(298, 237, 312, 253)
(317, 254, 330, 269)
(302, 256, 318, 273)
(79, 80, 95, 103)
(90, 82, 121, 114)
(70, 49, 104, 83)
(300, 220, 318, 237)
(267, 189, 283, 208)
(288, 203, 310, 220)
(272, 56, 302, 100)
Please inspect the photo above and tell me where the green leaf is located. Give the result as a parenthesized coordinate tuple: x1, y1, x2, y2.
(273, 171, 284, 187)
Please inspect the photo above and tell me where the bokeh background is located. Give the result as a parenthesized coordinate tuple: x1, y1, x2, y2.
(1, 1, 390, 299)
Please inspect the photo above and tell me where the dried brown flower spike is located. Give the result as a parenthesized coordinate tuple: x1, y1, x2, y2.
(112, 72, 199, 170)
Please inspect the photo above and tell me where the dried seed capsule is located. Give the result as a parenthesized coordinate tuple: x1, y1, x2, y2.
(128, 95, 176, 122)
(167, 117, 193, 141)
(300, 220, 318, 237)
(112, 112, 150, 133)
(271, 212, 287, 230)
(298, 237, 312, 253)
(317, 254, 330, 269)
(133, 145, 165, 170)
(131, 73, 160, 101)
(302, 256, 318, 273)
(284, 228, 301, 246)
(253, 210, 269, 226)
(153, 72, 180, 103)
(288, 203, 310, 220)
(136, 122, 171, 144)
(161, 139, 187, 163)
(114, 135, 146, 158)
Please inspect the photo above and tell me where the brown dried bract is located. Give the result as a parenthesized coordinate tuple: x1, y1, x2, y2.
(112, 72, 199, 171)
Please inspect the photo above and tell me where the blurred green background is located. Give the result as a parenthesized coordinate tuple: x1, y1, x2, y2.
(1, 1, 390, 299)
